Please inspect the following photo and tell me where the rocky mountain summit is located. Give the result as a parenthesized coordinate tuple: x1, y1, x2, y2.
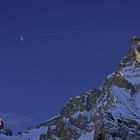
(1, 37, 140, 140)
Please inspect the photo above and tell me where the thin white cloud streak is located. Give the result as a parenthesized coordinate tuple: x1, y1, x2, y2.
(46, 28, 92, 36)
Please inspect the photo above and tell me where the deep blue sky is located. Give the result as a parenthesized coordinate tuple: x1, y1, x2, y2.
(0, 0, 140, 131)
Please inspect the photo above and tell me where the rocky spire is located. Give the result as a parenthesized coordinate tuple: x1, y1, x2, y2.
(119, 38, 140, 69)
(131, 35, 140, 47)
(0, 118, 4, 129)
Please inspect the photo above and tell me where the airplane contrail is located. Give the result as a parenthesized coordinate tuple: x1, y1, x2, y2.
(46, 28, 91, 36)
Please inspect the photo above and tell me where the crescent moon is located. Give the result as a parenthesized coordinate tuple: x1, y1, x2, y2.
(20, 36, 24, 42)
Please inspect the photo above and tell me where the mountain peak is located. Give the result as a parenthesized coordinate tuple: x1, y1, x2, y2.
(119, 36, 140, 69)
(1, 37, 140, 140)
(131, 35, 140, 47)
(115, 37, 140, 87)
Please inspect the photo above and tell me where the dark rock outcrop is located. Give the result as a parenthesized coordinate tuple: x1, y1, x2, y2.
(2, 129, 12, 136)
(0, 119, 4, 129)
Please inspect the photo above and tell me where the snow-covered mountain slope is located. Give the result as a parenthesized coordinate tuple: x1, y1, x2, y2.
(1, 42, 140, 140)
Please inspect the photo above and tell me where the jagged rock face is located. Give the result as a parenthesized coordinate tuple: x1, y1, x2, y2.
(60, 88, 101, 118)
(104, 72, 135, 93)
(1, 41, 140, 140)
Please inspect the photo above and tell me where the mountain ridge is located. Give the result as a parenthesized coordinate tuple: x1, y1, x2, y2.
(1, 37, 140, 140)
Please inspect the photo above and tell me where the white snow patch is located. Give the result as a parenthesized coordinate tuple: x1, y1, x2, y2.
(120, 63, 140, 85)
(111, 86, 140, 119)
(71, 110, 91, 121)
(78, 130, 94, 140)
(21, 126, 48, 140)
(135, 92, 140, 110)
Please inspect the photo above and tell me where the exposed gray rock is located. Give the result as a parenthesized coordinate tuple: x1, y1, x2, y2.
(39, 133, 47, 140)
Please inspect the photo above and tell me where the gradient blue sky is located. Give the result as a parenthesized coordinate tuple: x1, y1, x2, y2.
(0, 0, 140, 131)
